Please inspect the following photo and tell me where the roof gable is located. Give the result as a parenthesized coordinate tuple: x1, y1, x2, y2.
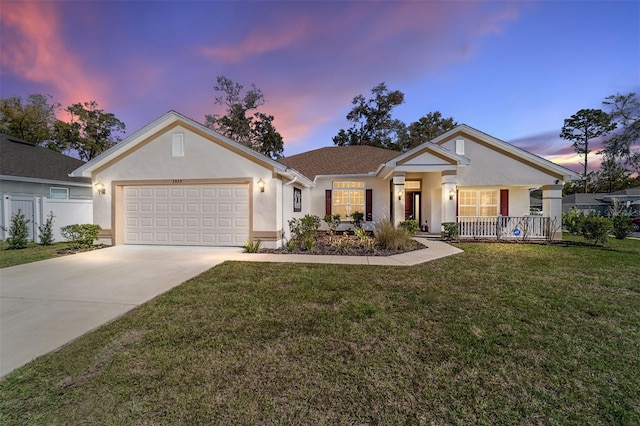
(433, 125, 581, 181)
(70, 111, 313, 187)
(0, 133, 90, 185)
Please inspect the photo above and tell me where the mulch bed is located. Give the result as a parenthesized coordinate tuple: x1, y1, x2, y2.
(261, 233, 424, 256)
(56, 244, 111, 255)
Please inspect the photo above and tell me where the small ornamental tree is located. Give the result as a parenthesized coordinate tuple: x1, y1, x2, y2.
(38, 211, 55, 245)
(5, 210, 30, 249)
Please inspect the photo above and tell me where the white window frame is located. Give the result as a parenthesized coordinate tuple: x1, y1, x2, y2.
(50, 187, 69, 200)
(458, 189, 498, 217)
(332, 181, 365, 220)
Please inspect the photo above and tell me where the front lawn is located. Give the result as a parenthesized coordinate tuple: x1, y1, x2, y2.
(0, 242, 71, 268)
(1, 239, 639, 424)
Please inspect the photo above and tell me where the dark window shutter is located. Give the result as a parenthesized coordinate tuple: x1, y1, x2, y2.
(325, 190, 332, 216)
(500, 189, 509, 216)
(456, 189, 459, 218)
(365, 189, 373, 221)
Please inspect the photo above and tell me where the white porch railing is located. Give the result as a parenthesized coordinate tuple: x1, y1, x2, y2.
(457, 216, 551, 240)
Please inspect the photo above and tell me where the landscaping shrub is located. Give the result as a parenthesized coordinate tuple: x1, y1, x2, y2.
(355, 227, 377, 252)
(607, 199, 634, 240)
(442, 222, 459, 241)
(38, 211, 55, 246)
(5, 210, 30, 249)
(580, 214, 612, 246)
(611, 215, 633, 240)
(243, 239, 261, 253)
(374, 218, 413, 251)
(288, 214, 320, 250)
(563, 208, 585, 235)
(323, 214, 341, 236)
(399, 219, 419, 235)
(60, 224, 101, 249)
(350, 211, 364, 230)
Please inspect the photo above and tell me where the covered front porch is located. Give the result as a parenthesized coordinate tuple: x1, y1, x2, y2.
(390, 170, 563, 240)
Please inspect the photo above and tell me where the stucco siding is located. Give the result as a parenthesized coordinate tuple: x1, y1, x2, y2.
(439, 136, 562, 186)
(281, 183, 311, 240)
(91, 125, 279, 246)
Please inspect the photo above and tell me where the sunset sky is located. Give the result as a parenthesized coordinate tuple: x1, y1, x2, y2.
(1, 1, 638, 173)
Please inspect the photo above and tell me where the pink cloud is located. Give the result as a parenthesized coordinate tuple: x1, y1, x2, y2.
(0, 2, 106, 116)
(199, 21, 310, 63)
(194, 1, 522, 153)
(509, 131, 610, 174)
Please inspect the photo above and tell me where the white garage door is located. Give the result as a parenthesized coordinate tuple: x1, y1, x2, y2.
(124, 184, 249, 246)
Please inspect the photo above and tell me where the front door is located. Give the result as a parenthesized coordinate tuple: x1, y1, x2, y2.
(404, 191, 421, 222)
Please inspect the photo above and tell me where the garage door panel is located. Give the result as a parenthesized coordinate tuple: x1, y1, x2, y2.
(186, 203, 199, 213)
(140, 188, 154, 197)
(124, 184, 249, 246)
(125, 187, 139, 197)
(235, 218, 249, 227)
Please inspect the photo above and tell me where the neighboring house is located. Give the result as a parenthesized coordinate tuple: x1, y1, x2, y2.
(563, 187, 640, 215)
(71, 111, 580, 248)
(0, 133, 93, 241)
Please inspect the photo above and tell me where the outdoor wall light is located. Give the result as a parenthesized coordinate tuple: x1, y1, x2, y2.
(257, 178, 265, 193)
(397, 189, 403, 200)
(95, 181, 106, 195)
(449, 189, 455, 200)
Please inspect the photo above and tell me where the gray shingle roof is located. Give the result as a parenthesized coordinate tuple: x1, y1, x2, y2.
(278, 145, 400, 180)
(0, 133, 91, 184)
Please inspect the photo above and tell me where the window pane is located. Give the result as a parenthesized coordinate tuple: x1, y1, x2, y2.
(350, 190, 364, 205)
(333, 190, 348, 205)
(332, 182, 365, 219)
(480, 206, 498, 216)
(50, 187, 68, 199)
(334, 205, 348, 218)
(480, 191, 497, 205)
(459, 206, 477, 216)
(459, 190, 476, 205)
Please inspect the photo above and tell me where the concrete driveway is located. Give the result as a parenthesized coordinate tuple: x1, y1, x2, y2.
(0, 245, 243, 378)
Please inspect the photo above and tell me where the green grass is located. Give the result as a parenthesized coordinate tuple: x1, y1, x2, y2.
(0, 242, 71, 268)
(1, 238, 639, 424)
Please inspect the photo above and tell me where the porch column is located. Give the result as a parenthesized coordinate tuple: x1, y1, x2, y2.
(393, 173, 405, 227)
(542, 184, 563, 240)
(441, 171, 457, 228)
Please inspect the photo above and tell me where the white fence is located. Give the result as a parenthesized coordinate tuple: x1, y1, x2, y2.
(1, 194, 93, 243)
(457, 216, 551, 240)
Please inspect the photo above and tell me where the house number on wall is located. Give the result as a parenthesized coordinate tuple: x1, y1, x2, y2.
(172, 179, 183, 184)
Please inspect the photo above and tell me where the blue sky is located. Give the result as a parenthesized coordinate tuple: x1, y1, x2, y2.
(1, 0, 638, 172)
